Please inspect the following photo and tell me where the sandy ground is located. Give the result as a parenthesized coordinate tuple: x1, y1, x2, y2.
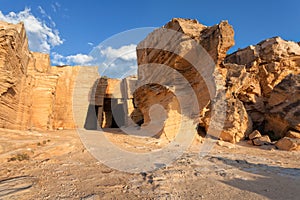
(0, 128, 300, 199)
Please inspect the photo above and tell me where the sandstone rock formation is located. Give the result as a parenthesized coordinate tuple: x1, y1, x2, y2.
(134, 18, 252, 142)
(0, 21, 99, 130)
(0, 21, 30, 129)
(224, 36, 300, 147)
(265, 74, 300, 139)
(1, 18, 300, 151)
(83, 75, 138, 130)
(225, 37, 300, 131)
(134, 19, 300, 145)
(275, 137, 300, 151)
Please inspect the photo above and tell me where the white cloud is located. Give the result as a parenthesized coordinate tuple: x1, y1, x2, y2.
(51, 2, 61, 13)
(0, 8, 63, 53)
(66, 54, 94, 65)
(100, 44, 137, 62)
(38, 6, 56, 27)
(51, 52, 94, 66)
(88, 42, 94, 46)
(87, 44, 138, 78)
(38, 6, 46, 16)
(51, 52, 65, 65)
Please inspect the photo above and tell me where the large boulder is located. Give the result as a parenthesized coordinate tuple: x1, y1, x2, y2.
(134, 18, 251, 142)
(275, 137, 300, 151)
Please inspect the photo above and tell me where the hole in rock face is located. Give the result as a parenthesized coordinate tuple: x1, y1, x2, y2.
(196, 124, 207, 137)
(83, 77, 129, 130)
(102, 98, 125, 128)
(84, 98, 126, 130)
(130, 107, 144, 126)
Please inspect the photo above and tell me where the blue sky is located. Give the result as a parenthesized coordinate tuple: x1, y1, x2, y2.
(0, 0, 300, 77)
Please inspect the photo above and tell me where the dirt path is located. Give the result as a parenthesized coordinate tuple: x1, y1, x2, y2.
(0, 128, 299, 199)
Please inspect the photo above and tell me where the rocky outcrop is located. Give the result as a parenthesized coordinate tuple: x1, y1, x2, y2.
(0, 21, 99, 130)
(224, 36, 300, 148)
(163, 18, 235, 65)
(134, 19, 300, 144)
(1, 18, 299, 150)
(225, 37, 300, 130)
(134, 18, 252, 142)
(265, 74, 300, 139)
(0, 21, 30, 129)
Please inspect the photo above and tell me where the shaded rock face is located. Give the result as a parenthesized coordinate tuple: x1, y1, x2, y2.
(0, 21, 99, 130)
(265, 74, 300, 140)
(134, 18, 251, 142)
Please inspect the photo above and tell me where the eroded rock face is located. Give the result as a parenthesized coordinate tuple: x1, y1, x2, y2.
(225, 37, 300, 130)
(0, 21, 99, 130)
(0, 21, 30, 129)
(1, 18, 299, 149)
(265, 74, 300, 139)
(134, 18, 251, 142)
(215, 97, 252, 143)
(163, 18, 235, 65)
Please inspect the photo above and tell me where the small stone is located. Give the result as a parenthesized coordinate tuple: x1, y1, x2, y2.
(275, 137, 300, 151)
(286, 131, 300, 139)
(249, 130, 262, 140)
(252, 135, 271, 146)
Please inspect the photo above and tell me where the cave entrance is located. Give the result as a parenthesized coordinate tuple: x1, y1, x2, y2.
(102, 98, 125, 128)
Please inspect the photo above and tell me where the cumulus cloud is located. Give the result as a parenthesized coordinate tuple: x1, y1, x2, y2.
(88, 44, 138, 78)
(0, 8, 63, 53)
(51, 52, 65, 65)
(52, 52, 94, 66)
(52, 44, 138, 77)
(66, 54, 94, 65)
(100, 44, 137, 62)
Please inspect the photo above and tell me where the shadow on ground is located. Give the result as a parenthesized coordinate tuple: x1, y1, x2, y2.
(211, 156, 300, 199)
